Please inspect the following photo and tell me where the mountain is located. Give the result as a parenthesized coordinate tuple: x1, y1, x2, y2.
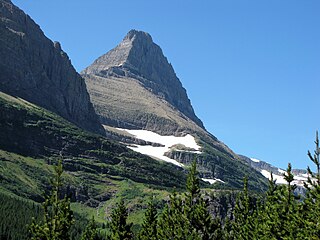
(0, 2, 271, 238)
(82, 30, 203, 131)
(0, 0, 103, 134)
(82, 30, 268, 191)
(240, 155, 309, 188)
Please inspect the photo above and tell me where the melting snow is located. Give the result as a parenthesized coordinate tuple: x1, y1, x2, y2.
(260, 170, 287, 184)
(260, 169, 310, 186)
(119, 128, 201, 167)
(202, 178, 225, 184)
(250, 158, 261, 163)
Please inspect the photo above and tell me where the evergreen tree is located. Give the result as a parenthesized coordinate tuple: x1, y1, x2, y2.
(185, 161, 221, 240)
(232, 176, 256, 240)
(282, 163, 301, 238)
(109, 199, 133, 240)
(157, 191, 198, 240)
(157, 161, 221, 239)
(29, 159, 74, 240)
(300, 131, 320, 238)
(81, 216, 98, 240)
(138, 200, 158, 240)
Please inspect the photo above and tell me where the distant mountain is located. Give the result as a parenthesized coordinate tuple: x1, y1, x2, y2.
(0, 0, 103, 134)
(240, 155, 309, 187)
(82, 30, 268, 191)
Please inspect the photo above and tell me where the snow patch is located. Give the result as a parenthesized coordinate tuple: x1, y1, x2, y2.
(250, 158, 261, 163)
(202, 178, 225, 184)
(260, 170, 287, 184)
(119, 128, 201, 167)
(260, 169, 310, 186)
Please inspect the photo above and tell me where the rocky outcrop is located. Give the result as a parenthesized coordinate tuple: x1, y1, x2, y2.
(82, 30, 204, 130)
(0, 0, 104, 134)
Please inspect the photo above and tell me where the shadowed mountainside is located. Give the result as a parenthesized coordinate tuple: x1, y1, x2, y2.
(0, 0, 103, 134)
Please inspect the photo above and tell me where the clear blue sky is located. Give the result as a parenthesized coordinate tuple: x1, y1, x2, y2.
(13, 0, 320, 170)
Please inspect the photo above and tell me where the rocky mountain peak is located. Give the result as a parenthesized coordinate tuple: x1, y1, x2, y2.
(83, 30, 204, 129)
(0, 0, 104, 134)
(124, 29, 153, 42)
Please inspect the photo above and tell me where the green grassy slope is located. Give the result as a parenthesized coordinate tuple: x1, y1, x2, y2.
(0, 91, 187, 191)
(0, 91, 186, 239)
(0, 91, 268, 239)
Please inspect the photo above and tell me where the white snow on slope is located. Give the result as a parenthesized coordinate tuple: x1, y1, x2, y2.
(260, 169, 310, 186)
(118, 128, 201, 167)
(202, 178, 225, 184)
(250, 158, 261, 163)
(260, 170, 287, 184)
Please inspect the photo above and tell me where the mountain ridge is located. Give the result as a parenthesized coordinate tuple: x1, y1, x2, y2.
(82, 29, 204, 130)
(0, 0, 104, 134)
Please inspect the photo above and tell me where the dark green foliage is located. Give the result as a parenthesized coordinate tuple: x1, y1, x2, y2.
(0, 92, 186, 193)
(157, 161, 221, 239)
(81, 216, 99, 240)
(138, 200, 158, 240)
(300, 131, 320, 237)
(231, 177, 256, 240)
(29, 160, 74, 240)
(157, 191, 197, 240)
(226, 132, 320, 239)
(185, 161, 221, 239)
(108, 199, 133, 240)
(0, 192, 41, 240)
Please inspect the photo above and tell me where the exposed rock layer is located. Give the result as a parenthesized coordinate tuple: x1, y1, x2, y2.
(82, 30, 204, 130)
(82, 30, 237, 160)
(0, 0, 104, 134)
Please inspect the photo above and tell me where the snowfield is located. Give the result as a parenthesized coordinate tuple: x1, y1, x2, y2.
(260, 169, 310, 186)
(118, 128, 201, 167)
(201, 178, 225, 184)
(250, 158, 261, 163)
(260, 170, 287, 184)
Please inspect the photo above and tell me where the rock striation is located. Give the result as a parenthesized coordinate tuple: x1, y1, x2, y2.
(82, 30, 204, 130)
(0, 0, 104, 134)
(82, 29, 239, 164)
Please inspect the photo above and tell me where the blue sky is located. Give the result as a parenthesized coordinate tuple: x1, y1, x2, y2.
(13, 0, 320, 170)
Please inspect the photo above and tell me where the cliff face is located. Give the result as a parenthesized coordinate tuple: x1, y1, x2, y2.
(0, 0, 104, 134)
(83, 30, 204, 130)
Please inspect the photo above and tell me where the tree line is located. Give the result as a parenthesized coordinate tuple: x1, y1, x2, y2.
(28, 132, 320, 239)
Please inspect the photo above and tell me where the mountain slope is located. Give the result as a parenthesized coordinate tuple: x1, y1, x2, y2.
(240, 155, 309, 187)
(0, 91, 186, 191)
(82, 30, 268, 191)
(0, 0, 103, 134)
(82, 30, 203, 129)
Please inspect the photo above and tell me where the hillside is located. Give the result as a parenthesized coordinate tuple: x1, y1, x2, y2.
(82, 30, 268, 191)
(0, 0, 103, 134)
(0, 90, 190, 237)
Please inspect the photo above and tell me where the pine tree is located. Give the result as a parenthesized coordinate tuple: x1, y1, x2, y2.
(185, 161, 221, 240)
(300, 131, 320, 238)
(109, 199, 133, 240)
(138, 200, 158, 240)
(281, 163, 300, 239)
(29, 159, 74, 240)
(81, 216, 98, 240)
(232, 176, 256, 240)
(157, 191, 197, 240)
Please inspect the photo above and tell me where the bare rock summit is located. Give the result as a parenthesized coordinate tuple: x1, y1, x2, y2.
(82, 30, 204, 129)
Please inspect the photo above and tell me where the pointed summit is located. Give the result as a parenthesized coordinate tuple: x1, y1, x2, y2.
(82, 30, 154, 75)
(83, 30, 204, 129)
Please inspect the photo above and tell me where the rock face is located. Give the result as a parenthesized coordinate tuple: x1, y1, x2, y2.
(82, 30, 204, 130)
(0, 0, 104, 134)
